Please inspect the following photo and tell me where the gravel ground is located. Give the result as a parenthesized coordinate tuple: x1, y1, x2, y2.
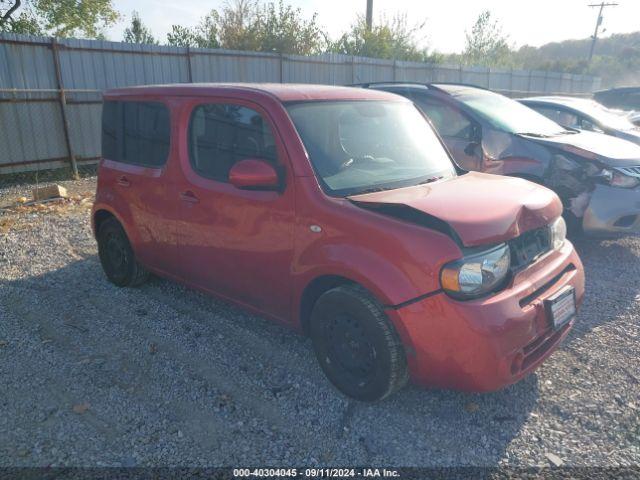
(0, 178, 639, 468)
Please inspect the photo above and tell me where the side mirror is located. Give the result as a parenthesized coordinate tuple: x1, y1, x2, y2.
(229, 158, 281, 190)
(464, 141, 480, 156)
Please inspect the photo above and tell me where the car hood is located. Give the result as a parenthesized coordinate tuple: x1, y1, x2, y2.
(520, 130, 640, 167)
(617, 128, 640, 146)
(348, 172, 561, 247)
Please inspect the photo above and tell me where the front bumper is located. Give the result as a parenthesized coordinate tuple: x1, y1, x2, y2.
(583, 184, 640, 235)
(386, 241, 585, 392)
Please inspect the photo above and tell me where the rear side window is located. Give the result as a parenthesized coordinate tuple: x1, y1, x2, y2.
(532, 106, 579, 129)
(102, 100, 170, 167)
(188, 104, 278, 182)
(415, 96, 474, 140)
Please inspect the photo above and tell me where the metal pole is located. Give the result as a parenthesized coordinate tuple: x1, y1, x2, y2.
(588, 2, 618, 62)
(366, 0, 373, 30)
(51, 37, 79, 179)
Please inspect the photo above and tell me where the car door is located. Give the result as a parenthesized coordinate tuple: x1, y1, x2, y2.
(175, 98, 295, 321)
(100, 99, 181, 274)
(412, 94, 482, 171)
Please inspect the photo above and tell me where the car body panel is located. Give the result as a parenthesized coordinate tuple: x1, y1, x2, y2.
(389, 240, 584, 391)
(348, 172, 562, 247)
(583, 184, 640, 235)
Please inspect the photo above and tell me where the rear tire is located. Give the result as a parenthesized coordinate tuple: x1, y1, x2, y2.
(97, 217, 149, 287)
(309, 284, 409, 401)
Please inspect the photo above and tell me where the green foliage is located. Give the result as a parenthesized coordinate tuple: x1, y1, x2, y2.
(254, 0, 324, 54)
(1, 10, 42, 35)
(33, 0, 119, 37)
(509, 32, 640, 87)
(328, 13, 437, 62)
(167, 11, 220, 48)
(0, 0, 119, 38)
(123, 11, 157, 45)
(167, 0, 324, 54)
(462, 10, 512, 67)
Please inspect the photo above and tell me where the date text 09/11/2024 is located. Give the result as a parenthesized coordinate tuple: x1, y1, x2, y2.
(233, 468, 400, 478)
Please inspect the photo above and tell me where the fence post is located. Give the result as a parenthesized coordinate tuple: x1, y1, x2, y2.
(509, 68, 514, 94)
(51, 37, 79, 179)
(279, 52, 284, 83)
(351, 55, 355, 84)
(458, 64, 463, 83)
(527, 70, 532, 95)
(186, 46, 193, 83)
(393, 59, 397, 81)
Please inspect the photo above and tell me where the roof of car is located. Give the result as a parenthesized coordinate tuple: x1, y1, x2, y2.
(103, 83, 406, 102)
(520, 96, 603, 109)
(355, 82, 489, 95)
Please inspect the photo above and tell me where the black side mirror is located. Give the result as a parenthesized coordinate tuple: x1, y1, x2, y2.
(464, 142, 479, 156)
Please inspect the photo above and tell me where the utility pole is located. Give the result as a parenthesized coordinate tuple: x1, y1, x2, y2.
(366, 0, 373, 30)
(588, 2, 618, 62)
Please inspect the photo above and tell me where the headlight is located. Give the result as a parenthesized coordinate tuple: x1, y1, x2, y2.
(611, 171, 640, 188)
(550, 216, 567, 250)
(441, 244, 511, 299)
(599, 168, 640, 188)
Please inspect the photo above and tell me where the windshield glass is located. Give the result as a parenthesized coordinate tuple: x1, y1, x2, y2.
(573, 99, 637, 131)
(455, 90, 568, 137)
(286, 101, 456, 196)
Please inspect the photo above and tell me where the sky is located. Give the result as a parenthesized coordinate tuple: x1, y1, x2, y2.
(107, 0, 640, 53)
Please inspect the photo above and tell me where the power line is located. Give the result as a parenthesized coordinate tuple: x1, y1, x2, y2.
(588, 2, 619, 62)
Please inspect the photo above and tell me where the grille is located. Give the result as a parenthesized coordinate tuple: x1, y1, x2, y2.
(509, 226, 551, 270)
(614, 166, 640, 178)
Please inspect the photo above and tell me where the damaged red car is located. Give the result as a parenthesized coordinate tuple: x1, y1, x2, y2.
(93, 84, 585, 401)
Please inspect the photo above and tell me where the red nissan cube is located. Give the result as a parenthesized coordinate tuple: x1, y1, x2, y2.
(93, 84, 585, 401)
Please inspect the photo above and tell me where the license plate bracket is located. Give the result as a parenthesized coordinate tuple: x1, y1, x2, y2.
(544, 286, 576, 329)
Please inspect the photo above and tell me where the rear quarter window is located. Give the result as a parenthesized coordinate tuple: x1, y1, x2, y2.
(102, 100, 170, 167)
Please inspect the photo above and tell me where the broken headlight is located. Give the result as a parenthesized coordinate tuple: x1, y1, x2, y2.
(595, 168, 639, 188)
(441, 244, 511, 300)
(550, 216, 567, 250)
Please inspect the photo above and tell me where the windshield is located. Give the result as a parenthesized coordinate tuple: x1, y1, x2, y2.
(455, 90, 568, 137)
(286, 101, 456, 196)
(572, 99, 637, 131)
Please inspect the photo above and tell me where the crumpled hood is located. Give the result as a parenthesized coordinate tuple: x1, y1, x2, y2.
(348, 172, 562, 247)
(617, 128, 640, 147)
(521, 130, 640, 167)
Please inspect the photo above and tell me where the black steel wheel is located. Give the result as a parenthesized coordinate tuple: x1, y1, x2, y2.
(97, 217, 149, 287)
(310, 284, 408, 401)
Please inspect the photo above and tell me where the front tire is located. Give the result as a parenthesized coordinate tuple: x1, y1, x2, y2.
(97, 217, 149, 287)
(309, 284, 409, 401)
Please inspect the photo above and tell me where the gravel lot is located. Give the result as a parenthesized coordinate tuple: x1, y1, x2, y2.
(0, 177, 639, 468)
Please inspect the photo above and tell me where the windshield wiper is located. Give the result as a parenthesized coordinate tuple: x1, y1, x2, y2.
(351, 186, 394, 195)
(516, 132, 551, 138)
(416, 175, 445, 185)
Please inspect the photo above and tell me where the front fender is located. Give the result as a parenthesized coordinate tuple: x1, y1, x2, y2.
(293, 242, 441, 312)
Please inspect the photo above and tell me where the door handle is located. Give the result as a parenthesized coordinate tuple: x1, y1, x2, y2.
(180, 191, 200, 204)
(116, 175, 130, 187)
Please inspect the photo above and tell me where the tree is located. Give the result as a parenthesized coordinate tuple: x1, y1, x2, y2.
(0, 0, 21, 28)
(256, 0, 324, 54)
(167, 11, 220, 48)
(123, 11, 157, 44)
(0, 0, 119, 37)
(462, 10, 512, 67)
(167, 0, 324, 54)
(328, 13, 437, 62)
